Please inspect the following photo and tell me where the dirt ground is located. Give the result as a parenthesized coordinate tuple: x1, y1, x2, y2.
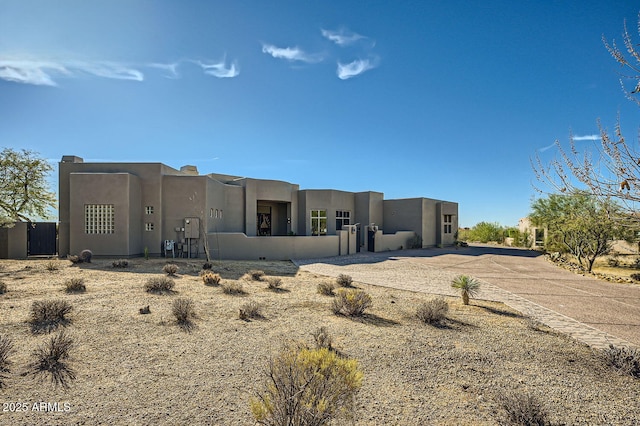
(0, 257, 638, 425)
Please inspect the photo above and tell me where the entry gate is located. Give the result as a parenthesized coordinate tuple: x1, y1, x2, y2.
(28, 222, 57, 256)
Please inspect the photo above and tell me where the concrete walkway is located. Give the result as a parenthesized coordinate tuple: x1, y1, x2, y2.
(294, 245, 640, 350)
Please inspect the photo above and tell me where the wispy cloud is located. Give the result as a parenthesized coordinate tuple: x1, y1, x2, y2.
(538, 142, 557, 152)
(321, 28, 365, 46)
(261, 44, 323, 63)
(573, 134, 599, 141)
(148, 62, 181, 79)
(193, 59, 239, 78)
(336, 58, 377, 80)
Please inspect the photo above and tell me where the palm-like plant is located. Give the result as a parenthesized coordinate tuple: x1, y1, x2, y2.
(451, 275, 481, 305)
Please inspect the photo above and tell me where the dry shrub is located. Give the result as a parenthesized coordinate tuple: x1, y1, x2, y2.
(416, 298, 449, 325)
(139, 305, 151, 315)
(67, 255, 80, 264)
(0, 335, 14, 389)
(497, 390, 550, 426)
(63, 278, 86, 293)
(30, 300, 73, 334)
(222, 281, 245, 295)
(27, 331, 75, 388)
(202, 262, 213, 270)
(248, 269, 265, 281)
(162, 263, 179, 276)
(112, 259, 129, 268)
(202, 272, 222, 286)
(144, 277, 175, 294)
(601, 344, 640, 378)
(311, 326, 333, 351)
(317, 281, 335, 296)
(0, 281, 6, 295)
(331, 289, 372, 317)
(239, 301, 263, 320)
(251, 344, 362, 426)
(266, 277, 282, 290)
(172, 298, 196, 331)
(630, 273, 640, 281)
(336, 274, 353, 287)
(45, 260, 59, 271)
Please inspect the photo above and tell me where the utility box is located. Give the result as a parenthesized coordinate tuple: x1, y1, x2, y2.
(184, 217, 200, 238)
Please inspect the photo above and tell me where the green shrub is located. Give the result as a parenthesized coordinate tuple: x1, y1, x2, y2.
(248, 269, 265, 281)
(162, 263, 179, 276)
(332, 289, 372, 317)
(144, 277, 175, 294)
(451, 274, 481, 305)
(0, 335, 14, 389)
(336, 274, 353, 287)
(601, 344, 640, 378)
(250, 344, 363, 426)
(317, 281, 335, 296)
(63, 278, 86, 293)
(416, 298, 449, 324)
(239, 301, 262, 320)
(266, 277, 282, 290)
(202, 272, 222, 286)
(30, 300, 73, 334)
(497, 390, 550, 426)
(221, 281, 245, 295)
(172, 298, 196, 330)
(27, 331, 75, 388)
(112, 259, 129, 268)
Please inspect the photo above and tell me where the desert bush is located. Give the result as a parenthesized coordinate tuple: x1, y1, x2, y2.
(0, 281, 6, 295)
(0, 335, 14, 389)
(497, 390, 550, 426)
(202, 262, 213, 270)
(332, 289, 372, 317)
(221, 281, 245, 295)
(67, 255, 80, 264)
(79, 249, 92, 263)
(27, 331, 75, 388)
(63, 278, 86, 293)
(30, 300, 73, 333)
(162, 263, 179, 276)
(266, 277, 282, 290)
(607, 256, 620, 267)
(172, 298, 196, 330)
(144, 277, 175, 294)
(631, 273, 640, 282)
(45, 260, 59, 271)
(250, 344, 363, 426)
(601, 344, 640, 378)
(239, 301, 262, 320)
(416, 298, 449, 325)
(451, 274, 481, 305)
(311, 326, 333, 351)
(336, 274, 353, 287)
(317, 281, 335, 296)
(202, 272, 222, 286)
(248, 269, 265, 281)
(139, 305, 151, 314)
(112, 259, 129, 268)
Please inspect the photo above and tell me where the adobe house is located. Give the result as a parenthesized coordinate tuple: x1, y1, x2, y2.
(58, 156, 458, 260)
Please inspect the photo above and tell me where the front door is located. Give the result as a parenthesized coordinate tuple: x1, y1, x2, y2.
(257, 206, 272, 236)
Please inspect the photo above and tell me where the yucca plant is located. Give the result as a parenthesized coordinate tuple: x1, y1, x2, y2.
(451, 275, 480, 305)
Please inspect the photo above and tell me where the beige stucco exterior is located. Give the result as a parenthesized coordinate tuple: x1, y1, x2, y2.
(59, 156, 459, 260)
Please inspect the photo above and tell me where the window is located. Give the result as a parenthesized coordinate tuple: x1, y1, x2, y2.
(336, 210, 351, 230)
(311, 210, 327, 236)
(219, 209, 223, 219)
(145, 206, 154, 215)
(145, 223, 154, 231)
(443, 214, 453, 234)
(85, 204, 114, 234)
(209, 208, 214, 218)
(215, 209, 219, 218)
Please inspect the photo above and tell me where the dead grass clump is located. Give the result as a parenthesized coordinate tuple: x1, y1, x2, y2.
(336, 273, 353, 287)
(202, 272, 222, 286)
(222, 281, 246, 295)
(63, 277, 86, 293)
(266, 277, 282, 290)
(250, 343, 362, 425)
(0, 335, 15, 388)
(27, 331, 76, 388)
(172, 298, 196, 331)
(331, 289, 372, 317)
(0, 281, 6, 295)
(30, 300, 73, 334)
(112, 259, 129, 268)
(311, 326, 333, 351)
(317, 281, 335, 296)
(497, 390, 551, 426)
(416, 297, 449, 325)
(162, 263, 179, 276)
(239, 301, 263, 320)
(601, 344, 640, 378)
(44, 260, 59, 271)
(144, 277, 175, 294)
(248, 269, 265, 281)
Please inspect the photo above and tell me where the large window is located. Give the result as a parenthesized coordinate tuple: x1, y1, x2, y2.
(85, 204, 114, 234)
(311, 210, 327, 236)
(443, 214, 453, 234)
(336, 210, 351, 231)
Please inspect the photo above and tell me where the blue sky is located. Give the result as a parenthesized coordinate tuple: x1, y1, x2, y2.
(1, 1, 639, 228)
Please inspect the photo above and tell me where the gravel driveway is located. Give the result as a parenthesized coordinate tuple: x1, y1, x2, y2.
(295, 244, 640, 349)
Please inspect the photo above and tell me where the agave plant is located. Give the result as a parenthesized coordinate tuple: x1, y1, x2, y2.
(451, 275, 480, 305)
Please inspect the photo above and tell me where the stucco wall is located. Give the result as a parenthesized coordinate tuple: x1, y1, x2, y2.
(0, 222, 28, 259)
(375, 231, 415, 252)
(383, 198, 424, 235)
(299, 190, 357, 236)
(207, 233, 340, 260)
